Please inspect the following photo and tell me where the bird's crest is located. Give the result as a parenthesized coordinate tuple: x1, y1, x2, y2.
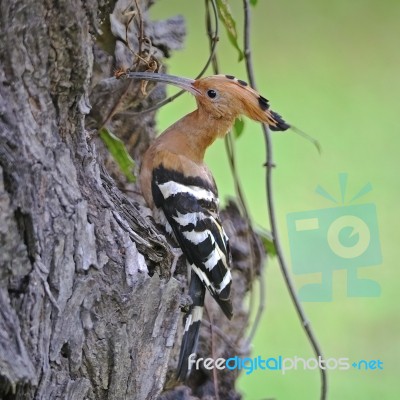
(193, 74, 290, 131)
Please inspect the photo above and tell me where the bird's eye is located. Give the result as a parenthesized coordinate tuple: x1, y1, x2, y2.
(207, 89, 217, 99)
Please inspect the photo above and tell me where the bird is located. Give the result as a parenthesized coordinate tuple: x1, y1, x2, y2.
(123, 71, 290, 380)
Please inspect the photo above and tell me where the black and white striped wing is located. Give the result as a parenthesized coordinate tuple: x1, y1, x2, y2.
(152, 165, 233, 319)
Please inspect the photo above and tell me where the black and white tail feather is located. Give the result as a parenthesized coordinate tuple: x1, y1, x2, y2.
(176, 270, 205, 379)
(151, 165, 233, 380)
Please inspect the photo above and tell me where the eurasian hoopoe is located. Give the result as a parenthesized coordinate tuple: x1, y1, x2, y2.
(125, 71, 290, 380)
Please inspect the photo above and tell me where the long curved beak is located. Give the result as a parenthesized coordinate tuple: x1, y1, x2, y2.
(124, 71, 201, 96)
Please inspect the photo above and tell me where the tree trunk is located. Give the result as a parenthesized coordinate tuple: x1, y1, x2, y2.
(0, 1, 263, 399)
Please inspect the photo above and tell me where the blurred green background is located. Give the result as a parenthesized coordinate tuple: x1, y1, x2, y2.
(151, 1, 399, 399)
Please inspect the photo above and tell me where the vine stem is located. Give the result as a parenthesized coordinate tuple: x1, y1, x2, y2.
(242, 1, 327, 399)
(205, 0, 264, 346)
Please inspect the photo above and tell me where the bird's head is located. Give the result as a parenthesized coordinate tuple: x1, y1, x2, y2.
(124, 72, 290, 131)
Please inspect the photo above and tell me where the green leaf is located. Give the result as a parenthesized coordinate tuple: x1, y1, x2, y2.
(250, 0, 258, 6)
(257, 229, 277, 257)
(99, 127, 136, 183)
(216, 0, 244, 61)
(234, 118, 245, 139)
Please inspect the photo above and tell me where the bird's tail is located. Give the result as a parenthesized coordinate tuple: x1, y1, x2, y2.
(176, 271, 206, 381)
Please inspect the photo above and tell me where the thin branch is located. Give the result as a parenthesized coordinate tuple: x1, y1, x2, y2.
(194, 0, 219, 80)
(131, 0, 220, 115)
(223, 134, 261, 344)
(205, 0, 220, 73)
(242, 1, 327, 399)
(133, 0, 144, 56)
(204, 0, 262, 344)
(243, 231, 266, 345)
(201, 319, 238, 351)
(223, 135, 249, 219)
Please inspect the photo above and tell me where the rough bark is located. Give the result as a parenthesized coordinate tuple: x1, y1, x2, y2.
(0, 1, 264, 399)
